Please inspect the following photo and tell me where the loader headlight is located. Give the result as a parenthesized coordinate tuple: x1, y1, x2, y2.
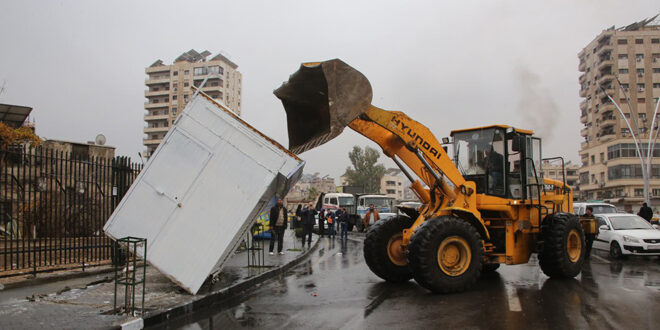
(622, 235, 640, 243)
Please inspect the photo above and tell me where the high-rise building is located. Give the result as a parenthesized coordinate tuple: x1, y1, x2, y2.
(577, 16, 660, 210)
(143, 49, 242, 157)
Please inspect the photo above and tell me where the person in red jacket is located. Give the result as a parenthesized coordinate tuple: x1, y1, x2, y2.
(363, 204, 380, 229)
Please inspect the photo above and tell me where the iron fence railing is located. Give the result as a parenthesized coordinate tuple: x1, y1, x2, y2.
(0, 146, 141, 276)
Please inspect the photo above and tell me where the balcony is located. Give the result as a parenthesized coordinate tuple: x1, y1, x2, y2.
(142, 138, 163, 146)
(597, 73, 614, 85)
(579, 74, 586, 83)
(601, 116, 617, 127)
(146, 66, 170, 74)
(581, 141, 589, 149)
(580, 114, 588, 124)
(144, 102, 170, 109)
(145, 77, 171, 85)
(143, 126, 169, 133)
(144, 114, 169, 121)
(579, 60, 586, 72)
(599, 128, 616, 142)
(145, 89, 170, 97)
(598, 58, 613, 72)
(580, 127, 589, 137)
(579, 88, 588, 97)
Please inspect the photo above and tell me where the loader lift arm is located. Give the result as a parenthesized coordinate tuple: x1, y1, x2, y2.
(274, 59, 488, 244)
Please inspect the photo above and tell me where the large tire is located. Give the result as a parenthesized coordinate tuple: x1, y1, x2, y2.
(483, 263, 500, 272)
(363, 215, 415, 283)
(408, 216, 483, 293)
(539, 213, 585, 278)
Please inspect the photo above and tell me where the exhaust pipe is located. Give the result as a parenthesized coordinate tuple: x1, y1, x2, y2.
(274, 59, 373, 154)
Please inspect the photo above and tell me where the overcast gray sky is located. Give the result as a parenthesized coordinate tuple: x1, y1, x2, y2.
(1, 1, 658, 181)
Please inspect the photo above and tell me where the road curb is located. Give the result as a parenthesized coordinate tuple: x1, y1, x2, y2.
(139, 234, 321, 328)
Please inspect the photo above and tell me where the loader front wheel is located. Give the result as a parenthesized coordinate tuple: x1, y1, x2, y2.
(539, 213, 585, 278)
(408, 216, 483, 293)
(363, 215, 414, 283)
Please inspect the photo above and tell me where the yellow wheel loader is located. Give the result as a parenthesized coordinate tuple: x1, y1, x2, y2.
(274, 59, 596, 293)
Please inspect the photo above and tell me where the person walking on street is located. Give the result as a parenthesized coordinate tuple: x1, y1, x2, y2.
(338, 207, 349, 240)
(583, 206, 597, 258)
(638, 202, 653, 222)
(326, 211, 336, 239)
(318, 208, 326, 237)
(268, 198, 288, 255)
(363, 204, 380, 230)
(301, 202, 316, 247)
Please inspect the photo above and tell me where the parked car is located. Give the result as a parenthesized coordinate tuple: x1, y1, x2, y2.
(592, 213, 660, 259)
(573, 202, 617, 216)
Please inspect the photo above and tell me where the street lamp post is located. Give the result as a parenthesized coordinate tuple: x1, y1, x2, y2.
(599, 86, 660, 206)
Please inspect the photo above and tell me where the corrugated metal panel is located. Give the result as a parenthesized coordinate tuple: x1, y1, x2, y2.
(104, 95, 304, 294)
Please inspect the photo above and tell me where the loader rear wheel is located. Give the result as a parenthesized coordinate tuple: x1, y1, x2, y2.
(363, 215, 414, 283)
(408, 216, 483, 293)
(539, 213, 585, 278)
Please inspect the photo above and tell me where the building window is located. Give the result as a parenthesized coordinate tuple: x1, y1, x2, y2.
(655, 68, 660, 73)
(638, 98, 645, 103)
(637, 68, 644, 77)
(184, 82, 189, 87)
(609, 164, 660, 180)
(591, 174, 596, 184)
(173, 95, 177, 100)
(591, 155, 595, 164)
(653, 38, 660, 44)
(618, 54, 628, 59)
(617, 39, 627, 45)
(208, 66, 222, 75)
(653, 189, 660, 197)
(194, 67, 208, 76)
(184, 94, 189, 101)
(634, 189, 644, 197)
(635, 38, 643, 44)
(172, 107, 177, 113)
(600, 153, 605, 163)
(637, 83, 645, 91)
(173, 71, 178, 76)
(653, 83, 660, 89)
(184, 70, 190, 75)
(619, 68, 628, 74)
(636, 54, 644, 61)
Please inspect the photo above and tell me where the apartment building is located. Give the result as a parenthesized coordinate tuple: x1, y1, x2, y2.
(143, 49, 242, 157)
(577, 16, 660, 209)
(380, 168, 416, 201)
(541, 161, 580, 196)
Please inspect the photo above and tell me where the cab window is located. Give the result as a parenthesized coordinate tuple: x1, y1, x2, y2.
(330, 197, 337, 205)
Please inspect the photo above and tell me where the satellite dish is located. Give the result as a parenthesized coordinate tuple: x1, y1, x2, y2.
(95, 134, 106, 146)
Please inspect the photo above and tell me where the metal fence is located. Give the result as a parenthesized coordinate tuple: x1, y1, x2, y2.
(0, 146, 141, 276)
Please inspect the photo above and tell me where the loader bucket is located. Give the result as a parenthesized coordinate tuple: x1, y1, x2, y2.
(274, 59, 373, 154)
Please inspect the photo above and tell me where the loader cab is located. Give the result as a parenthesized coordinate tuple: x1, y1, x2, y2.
(451, 125, 542, 200)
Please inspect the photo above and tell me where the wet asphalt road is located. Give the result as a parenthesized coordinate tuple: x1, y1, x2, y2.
(158, 236, 660, 330)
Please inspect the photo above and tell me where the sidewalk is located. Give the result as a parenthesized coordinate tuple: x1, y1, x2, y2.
(0, 230, 318, 330)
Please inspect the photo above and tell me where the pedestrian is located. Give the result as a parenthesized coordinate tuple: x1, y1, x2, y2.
(338, 207, 349, 240)
(363, 204, 380, 229)
(268, 198, 288, 255)
(637, 202, 653, 222)
(295, 204, 303, 229)
(326, 211, 336, 239)
(583, 206, 597, 258)
(318, 208, 326, 237)
(301, 202, 316, 247)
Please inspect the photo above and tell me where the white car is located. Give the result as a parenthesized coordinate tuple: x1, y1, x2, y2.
(592, 213, 660, 259)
